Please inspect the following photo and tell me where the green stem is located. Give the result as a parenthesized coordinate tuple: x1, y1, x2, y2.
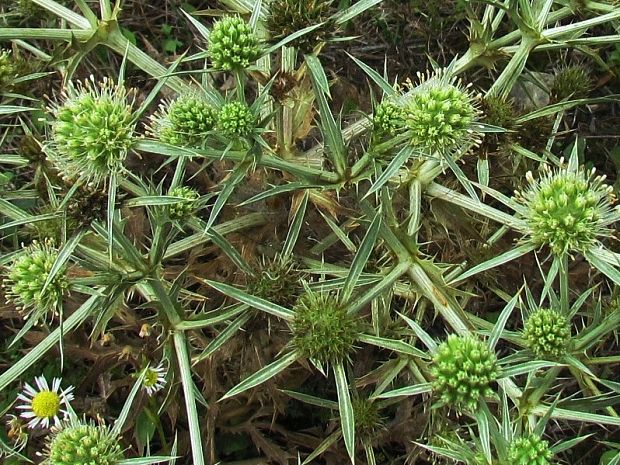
(559, 253, 569, 314)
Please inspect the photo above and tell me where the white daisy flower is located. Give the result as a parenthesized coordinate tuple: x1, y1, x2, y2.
(15, 376, 74, 429)
(142, 363, 167, 396)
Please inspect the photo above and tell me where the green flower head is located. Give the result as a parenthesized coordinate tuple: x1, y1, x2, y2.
(550, 65, 592, 101)
(403, 71, 479, 153)
(217, 101, 256, 139)
(207, 16, 260, 71)
(523, 308, 571, 359)
(292, 291, 359, 365)
(515, 161, 619, 255)
(431, 335, 498, 411)
(373, 99, 406, 138)
(507, 434, 553, 465)
(44, 420, 124, 465)
(3, 240, 67, 320)
(149, 93, 217, 148)
(247, 255, 303, 307)
(168, 186, 200, 221)
(48, 77, 135, 186)
(0, 49, 17, 93)
(351, 398, 384, 440)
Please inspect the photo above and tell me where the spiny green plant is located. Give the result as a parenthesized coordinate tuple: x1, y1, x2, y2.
(523, 307, 571, 359)
(168, 186, 200, 222)
(207, 15, 261, 71)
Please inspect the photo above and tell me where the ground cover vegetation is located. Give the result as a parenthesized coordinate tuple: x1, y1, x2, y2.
(0, 0, 620, 464)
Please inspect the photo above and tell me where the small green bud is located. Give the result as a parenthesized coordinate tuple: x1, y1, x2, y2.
(507, 434, 553, 465)
(247, 256, 303, 307)
(0, 49, 17, 93)
(430, 335, 498, 411)
(373, 100, 406, 138)
(217, 101, 256, 139)
(523, 308, 571, 359)
(3, 239, 67, 320)
(168, 186, 200, 221)
(550, 65, 592, 101)
(149, 94, 217, 148)
(207, 16, 260, 71)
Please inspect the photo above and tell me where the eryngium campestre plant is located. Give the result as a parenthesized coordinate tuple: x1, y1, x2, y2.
(3, 240, 67, 319)
(403, 71, 479, 154)
(266, 0, 336, 53)
(430, 335, 498, 410)
(372, 99, 406, 138)
(351, 398, 384, 440)
(292, 291, 358, 364)
(207, 16, 260, 71)
(217, 101, 256, 139)
(44, 420, 124, 465)
(550, 65, 592, 101)
(515, 162, 619, 255)
(523, 308, 571, 359)
(48, 76, 135, 185)
(168, 186, 200, 221)
(148, 93, 217, 148)
(507, 434, 553, 465)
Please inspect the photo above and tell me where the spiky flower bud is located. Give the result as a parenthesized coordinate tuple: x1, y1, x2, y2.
(523, 308, 571, 359)
(373, 100, 406, 138)
(0, 49, 17, 93)
(292, 291, 359, 364)
(217, 101, 256, 139)
(3, 240, 67, 319)
(507, 434, 553, 465)
(403, 72, 479, 153)
(48, 77, 135, 186)
(247, 256, 303, 307)
(207, 16, 260, 71)
(44, 420, 124, 465)
(352, 398, 384, 440)
(168, 186, 200, 221)
(148, 94, 217, 148)
(266, 0, 336, 53)
(515, 162, 619, 255)
(430, 335, 498, 410)
(550, 65, 592, 101)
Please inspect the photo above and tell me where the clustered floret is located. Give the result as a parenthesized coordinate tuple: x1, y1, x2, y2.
(403, 75, 478, 153)
(373, 99, 406, 138)
(3, 240, 68, 319)
(515, 161, 619, 255)
(507, 434, 553, 465)
(168, 186, 200, 221)
(44, 420, 124, 465)
(430, 335, 498, 410)
(0, 48, 17, 92)
(523, 308, 571, 359)
(207, 16, 260, 71)
(149, 93, 217, 148)
(217, 101, 256, 139)
(48, 76, 135, 185)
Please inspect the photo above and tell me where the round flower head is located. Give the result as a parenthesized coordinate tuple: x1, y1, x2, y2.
(507, 434, 553, 465)
(3, 239, 68, 320)
(217, 101, 256, 139)
(403, 70, 479, 154)
(207, 16, 260, 71)
(351, 398, 384, 440)
(292, 291, 359, 365)
(515, 160, 619, 255)
(523, 308, 571, 359)
(142, 362, 167, 396)
(148, 93, 217, 148)
(550, 65, 592, 101)
(373, 99, 406, 138)
(16, 376, 74, 429)
(44, 419, 124, 465)
(168, 186, 200, 221)
(430, 335, 498, 411)
(48, 76, 135, 186)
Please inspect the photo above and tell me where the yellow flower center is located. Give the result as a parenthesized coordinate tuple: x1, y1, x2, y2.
(144, 369, 159, 388)
(31, 391, 61, 418)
